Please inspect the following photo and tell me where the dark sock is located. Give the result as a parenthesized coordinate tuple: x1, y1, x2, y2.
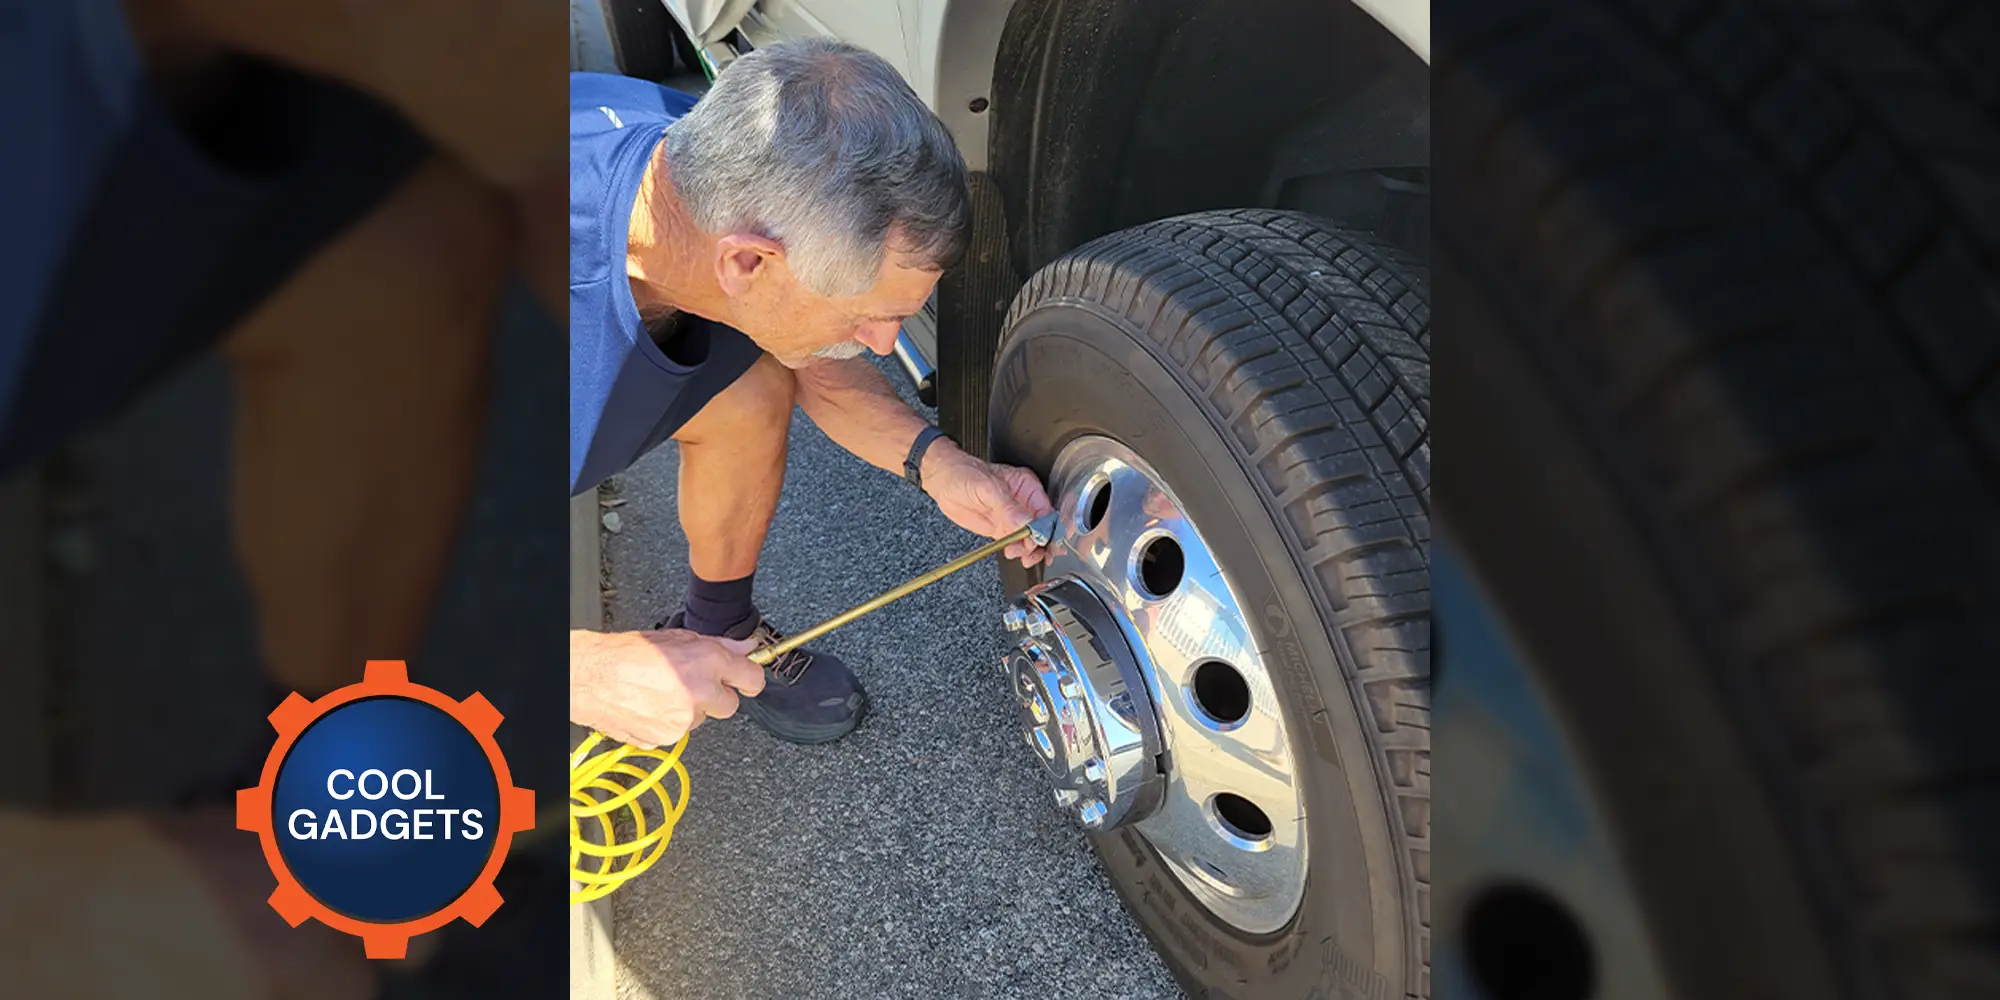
(682, 572, 757, 637)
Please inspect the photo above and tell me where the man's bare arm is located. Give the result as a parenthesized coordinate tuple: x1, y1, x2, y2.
(791, 357, 935, 476)
(793, 357, 1057, 564)
(125, 0, 569, 318)
(124, 0, 564, 190)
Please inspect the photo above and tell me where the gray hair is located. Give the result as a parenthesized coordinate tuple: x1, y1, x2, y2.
(663, 39, 971, 297)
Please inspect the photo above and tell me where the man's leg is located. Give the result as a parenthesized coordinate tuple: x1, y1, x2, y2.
(670, 354, 795, 590)
(220, 155, 507, 695)
(667, 355, 868, 742)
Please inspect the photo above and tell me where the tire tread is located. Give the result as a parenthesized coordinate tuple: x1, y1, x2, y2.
(1437, 2, 2000, 996)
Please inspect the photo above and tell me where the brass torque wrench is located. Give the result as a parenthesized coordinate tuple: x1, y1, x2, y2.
(747, 512, 1058, 666)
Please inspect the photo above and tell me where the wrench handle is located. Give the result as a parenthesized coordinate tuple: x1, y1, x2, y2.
(746, 522, 1038, 666)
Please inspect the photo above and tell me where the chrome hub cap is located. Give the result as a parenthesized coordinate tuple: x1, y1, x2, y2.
(1000, 436, 1309, 934)
(1005, 579, 1166, 831)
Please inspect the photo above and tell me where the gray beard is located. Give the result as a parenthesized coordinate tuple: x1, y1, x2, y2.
(809, 340, 870, 362)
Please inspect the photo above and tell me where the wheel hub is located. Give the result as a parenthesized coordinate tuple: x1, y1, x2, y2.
(995, 435, 1310, 935)
(1003, 579, 1164, 831)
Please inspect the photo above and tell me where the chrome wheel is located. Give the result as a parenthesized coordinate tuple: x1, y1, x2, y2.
(1001, 435, 1309, 935)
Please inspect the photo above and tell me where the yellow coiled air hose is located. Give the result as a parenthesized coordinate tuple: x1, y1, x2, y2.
(568, 731, 691, 904)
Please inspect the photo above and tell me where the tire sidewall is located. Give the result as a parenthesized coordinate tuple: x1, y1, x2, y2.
(990, 301, 1413, 998)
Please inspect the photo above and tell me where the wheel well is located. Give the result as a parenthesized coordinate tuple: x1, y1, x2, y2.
(987, 0, 1429, 275)
(935, 0, 1426, 454)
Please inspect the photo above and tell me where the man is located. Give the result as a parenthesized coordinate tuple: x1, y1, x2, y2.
(567, 40, 1055, 749)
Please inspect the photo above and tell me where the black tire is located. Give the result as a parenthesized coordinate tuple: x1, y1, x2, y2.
(672, 22, 704, 79)
(1437, 2, 2000, 999)
(988, 210, 1432, 998)
(602, 0, 679, 81)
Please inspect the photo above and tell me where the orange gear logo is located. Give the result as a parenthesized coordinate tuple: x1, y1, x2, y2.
(235, 660, 536, 959)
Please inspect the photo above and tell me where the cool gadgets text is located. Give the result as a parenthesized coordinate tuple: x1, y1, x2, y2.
(287, 768, 485, 841)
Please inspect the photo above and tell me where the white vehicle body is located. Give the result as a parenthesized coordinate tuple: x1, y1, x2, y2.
(574, 0, 1428, 169)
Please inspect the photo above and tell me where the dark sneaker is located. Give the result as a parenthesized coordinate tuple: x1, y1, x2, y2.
(660, 610, 868, 744)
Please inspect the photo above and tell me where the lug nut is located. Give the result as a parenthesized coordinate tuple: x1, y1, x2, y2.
(1077, 800, 1108, 827)
(1053, 788, 1080, 807)
(1002, 608, 1031, 632)
(1025, 618, 1055, 637)
(1083, 760, 1107, 784)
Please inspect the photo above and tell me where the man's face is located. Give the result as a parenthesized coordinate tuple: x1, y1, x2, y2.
(715, 236, 941, 370)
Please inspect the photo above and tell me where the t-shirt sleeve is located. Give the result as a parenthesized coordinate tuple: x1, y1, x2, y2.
(0, 0, 146, 416)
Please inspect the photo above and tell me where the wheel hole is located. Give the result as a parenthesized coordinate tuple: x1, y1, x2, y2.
(1084, 481, 1111, 532)
(1191, 660, 1250, 726)
(1137, 535, 1185, 597)
(1465, 882, 1595, 1000)
(1212, 793, 1272, 842)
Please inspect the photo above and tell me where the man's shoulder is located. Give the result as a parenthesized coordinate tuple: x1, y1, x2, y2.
(569, 74, 697, 291)
(570, 73, 701, 128)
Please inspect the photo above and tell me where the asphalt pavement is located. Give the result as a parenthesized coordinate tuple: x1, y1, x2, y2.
(600, 354, 1183, 1000)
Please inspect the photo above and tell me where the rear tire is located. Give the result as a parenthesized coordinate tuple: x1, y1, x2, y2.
(1437, 2, 2000, 997)
(989, 210, 1432, 997)
(602, 0, 679, 81)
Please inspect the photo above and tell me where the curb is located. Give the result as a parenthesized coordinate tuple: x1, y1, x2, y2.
(568, 490, 616, 1000)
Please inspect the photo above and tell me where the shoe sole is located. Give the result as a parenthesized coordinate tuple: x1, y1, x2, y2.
(741, 692, 869, 745)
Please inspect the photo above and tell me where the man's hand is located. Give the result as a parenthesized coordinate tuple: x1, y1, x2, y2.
(921, 442, 1058, 566)
(570, 629, 767, 749)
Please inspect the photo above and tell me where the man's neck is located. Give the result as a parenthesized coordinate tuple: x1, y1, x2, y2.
(627, 143, 728, 324)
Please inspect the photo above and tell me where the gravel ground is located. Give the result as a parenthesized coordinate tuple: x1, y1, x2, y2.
(602, 354, 1183, 1000)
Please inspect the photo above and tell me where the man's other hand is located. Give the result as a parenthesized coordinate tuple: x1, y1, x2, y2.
(570, 629, 767, 749)
(920, 442, 1058, 566)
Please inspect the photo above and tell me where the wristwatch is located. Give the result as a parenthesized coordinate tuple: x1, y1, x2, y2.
(903, 425, 948, 491)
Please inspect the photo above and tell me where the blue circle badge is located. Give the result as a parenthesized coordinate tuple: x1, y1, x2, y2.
(272, 698, 501, 922)
(235, 661, 535, 959)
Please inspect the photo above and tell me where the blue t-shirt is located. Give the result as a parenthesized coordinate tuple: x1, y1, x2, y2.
(0, 4, 424, 474)
(0, 0, 145, 423)
(569, 73, 760, 495)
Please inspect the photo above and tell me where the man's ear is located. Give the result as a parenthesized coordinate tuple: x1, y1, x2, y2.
(715, 232, 784, 296)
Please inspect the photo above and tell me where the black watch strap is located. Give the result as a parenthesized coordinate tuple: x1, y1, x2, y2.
(903, 426, 948, 490)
